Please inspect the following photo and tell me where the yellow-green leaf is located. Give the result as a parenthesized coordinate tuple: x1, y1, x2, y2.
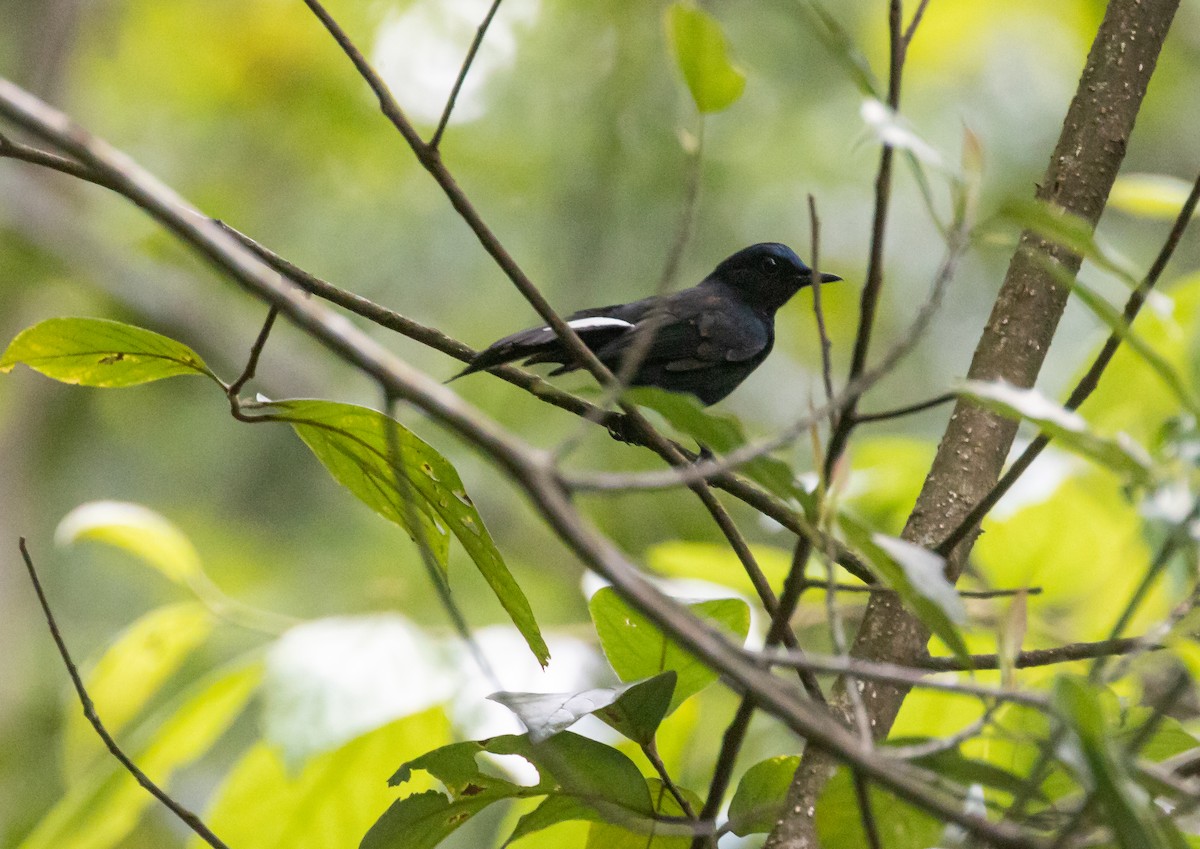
(62, 602, 214, 784)
(1111, 173, 1198, 220)
(664, 3, 745, 113)
(19, 663, 260, 849)
(0, 317, 215, 387)
(56, 501, 206, 588)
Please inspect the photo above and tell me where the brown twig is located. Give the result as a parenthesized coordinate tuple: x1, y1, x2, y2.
(227, 305, 279, 398)
(917, 636, 1160, 673)
(18, 539, 233, 849)
(853, 391, 955, 425)
(430, 0, 505, 149)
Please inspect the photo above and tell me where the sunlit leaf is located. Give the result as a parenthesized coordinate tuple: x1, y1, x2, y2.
(0, 317, 216, 387)
(627, 387, 800, 501)
(262, 615, 461, 769)
(589, 588, 749, 712)
(1111, 173, 1198, 220)
(506, 796, 604, 846)
(815, 767, 941, 849)
(62, 602, 214, 784)
(960, 380, 1155, 485)
(664, 2, 746, 113)
(55, 501, 206, 588)
(364, 733, 654, 849)
(584, 779, 698, 848)
(1069, 280, 1200, 416)
(840, 518, 970, 666)
(489, 672, 676, 745)
(1053, 675, 1172, 849)
(189, 708, 451, 849)
(19, 663, 260, 849)
(645, 540, 792, 596)
(265, 400, 548, 666)
(728, 755, 799, 836)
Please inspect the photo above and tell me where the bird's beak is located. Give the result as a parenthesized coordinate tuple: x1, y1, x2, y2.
(818, 272, 842, 283)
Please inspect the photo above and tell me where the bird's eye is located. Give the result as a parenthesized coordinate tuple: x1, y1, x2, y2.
(760, 256, 780, 273)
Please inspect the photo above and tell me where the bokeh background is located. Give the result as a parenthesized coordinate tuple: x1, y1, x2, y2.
(2, 0, 1200, 846)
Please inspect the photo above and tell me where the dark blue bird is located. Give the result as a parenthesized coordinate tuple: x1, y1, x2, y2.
(453, 243, 841, 405)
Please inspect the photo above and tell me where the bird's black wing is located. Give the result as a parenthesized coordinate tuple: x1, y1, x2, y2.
(451, 298, 657, 379)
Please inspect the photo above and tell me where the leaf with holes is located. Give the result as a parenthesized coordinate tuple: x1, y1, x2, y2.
(265, 400, 548, 666)
(0, 317, 216, 387)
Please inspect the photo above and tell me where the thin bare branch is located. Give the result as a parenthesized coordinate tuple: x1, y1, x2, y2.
(853, 391, 955, 425)
(18, 539, 233, 849)
(228, 305, 279, 397)
(431, 0, 505, 149)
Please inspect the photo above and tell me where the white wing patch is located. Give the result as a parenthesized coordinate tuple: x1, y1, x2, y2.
(546, 317, 635, 331)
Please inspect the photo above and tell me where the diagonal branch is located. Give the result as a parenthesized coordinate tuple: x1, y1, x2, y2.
(19, 539, 232, 849)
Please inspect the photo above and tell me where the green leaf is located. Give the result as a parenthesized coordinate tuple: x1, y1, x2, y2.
(959, 380, 1155, 485)
(663, 2, 745, 113)
(1053, 675, 1172, 849)
(0, 317, 215, 387)
(1070, 280, 1200, 417)
(1110, 174, 1199, 220)
(489, 673, 676, 745)
(55, 501, 206, 588)
(19, 663, 261, 849)
(728, 755, 799, 836)
(795, 0, 880, 98)
(998, 199, 1141, 287)
(840, 519, 971, 667)
(584, 779, 698, 848)
(589, 587, 749, 712)
(815, 767, 941, 849)
(506, 796, 604, 846)
(266, 400, 548, 666)
(627, 387, 800, 500)
(896, 742, 1034, 799)
(190, 708, 452, 849)
(646, 540, 793, 597)
(62, 602, 214, 784)
(365, 733, 654, 849)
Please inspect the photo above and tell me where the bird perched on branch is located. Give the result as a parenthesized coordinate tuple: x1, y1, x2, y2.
(453, 243, 841, 405)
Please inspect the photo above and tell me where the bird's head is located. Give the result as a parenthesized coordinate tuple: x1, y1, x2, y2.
(710, 242, 842, 312)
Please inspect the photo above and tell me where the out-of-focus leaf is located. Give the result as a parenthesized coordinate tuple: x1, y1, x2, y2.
(589, 587, 749, 712)
(489, 673, 676, 745)
(898, 743, 1034, 799)
(815, 767, 941, 849)
(1111, 174, 1198, 220)
(840, 518, 970, 666)
(728, 755, 799, 836)
(960, 380, 1155, 485)
(55, 501, 206, 588)
(584, 779, 698, 848)
(19, 663, 261, 849)
(189, 708, 451, 849)
(1070, 280, 1200, 416)
(627, 387, 800, 501)
(663, 3, 745, 113)
(265, 400, 548, 666)
(998, 199, 1141, 286)
(0, 317, 216, 387)
(795, 0, 880, 97)
(645, 540, 792, 596)
(262, 615, 461, 769)
(62, 602, 214, 783)
(364, 733, 654, 849)
(860, 99, 944, 167)
(1053, 675, 1171, 849)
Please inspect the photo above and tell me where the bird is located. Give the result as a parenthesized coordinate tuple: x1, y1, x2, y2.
(452, 243, 842, 406)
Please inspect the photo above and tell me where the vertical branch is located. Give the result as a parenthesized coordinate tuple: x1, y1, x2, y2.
(766, 1, 1182, 846)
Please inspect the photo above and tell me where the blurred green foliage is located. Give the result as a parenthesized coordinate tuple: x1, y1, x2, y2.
(3, 0, 1200, 846)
